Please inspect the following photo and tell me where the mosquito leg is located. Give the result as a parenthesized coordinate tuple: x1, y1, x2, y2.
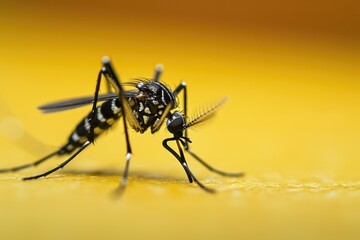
(0, 150, 61, 173)
(163, 137, 215, 193)
(101, 65, 114, 94)
(100, 57, 139, 193)
(89, 63, 127, 142)
(153, 64, 164, 82)
(189, 170, 215, 193)
(88, 69, 103, 143)
(23, 141, 91, 180)
(173, 82, 244, 177)
(105, 73, 113, 93)
(163, 137, 192, 182)
(186, 149, 244, 177)
(172, 82, 188, 143)
(175, 139, 215, 193)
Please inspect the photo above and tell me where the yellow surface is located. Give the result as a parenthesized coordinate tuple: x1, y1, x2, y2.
(0, 1, 359, 240)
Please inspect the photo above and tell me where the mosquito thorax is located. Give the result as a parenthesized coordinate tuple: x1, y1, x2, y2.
(167, 111, 185, 137)
(124, 80, 176, 133)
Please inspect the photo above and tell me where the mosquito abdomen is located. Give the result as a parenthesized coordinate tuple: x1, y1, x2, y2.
(60, 98, 122, 154)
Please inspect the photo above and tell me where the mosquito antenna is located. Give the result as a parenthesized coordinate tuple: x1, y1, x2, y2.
(185, 97, 228, 129)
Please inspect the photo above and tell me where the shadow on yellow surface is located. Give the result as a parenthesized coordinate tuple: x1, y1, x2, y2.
(0, 1, 359, 240)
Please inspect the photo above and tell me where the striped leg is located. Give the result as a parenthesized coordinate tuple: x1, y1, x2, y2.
(90, 56, 142, 194)
(0, 149, 61, 174)
(23, 141, 91, 180)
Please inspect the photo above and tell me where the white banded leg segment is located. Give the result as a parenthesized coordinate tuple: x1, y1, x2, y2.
(153, 63, 164, 82)
(121, 152, 132, 185)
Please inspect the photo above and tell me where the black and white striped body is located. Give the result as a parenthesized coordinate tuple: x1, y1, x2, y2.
(60, 80, 175, 154)
(61, 98, 122, 153)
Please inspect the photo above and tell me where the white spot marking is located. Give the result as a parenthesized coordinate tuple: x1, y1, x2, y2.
(71, 132, 80, 141)
(153, 118, 159, 126)
(111, 99, 120, 114)
(139, 102, 144, 112)
(84, 118, 90, 131)
(126, 153, 131, 161)
(144, 107, 151, 114)
(158, 110, 163, 115)
(143, 115, 149, 124)
(97, 107, 106, 122)
(158, 104, 164, 109)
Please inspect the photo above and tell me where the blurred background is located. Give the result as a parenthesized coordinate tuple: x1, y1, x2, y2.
(0, 0, 359, 240)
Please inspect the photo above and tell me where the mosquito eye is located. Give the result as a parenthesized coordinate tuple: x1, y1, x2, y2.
(167, 112, 184, 134)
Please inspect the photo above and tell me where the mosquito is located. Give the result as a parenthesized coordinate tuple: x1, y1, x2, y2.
(0, 56, 243, 193)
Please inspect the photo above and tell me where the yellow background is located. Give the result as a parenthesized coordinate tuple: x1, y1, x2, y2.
(0, 1, 359, 239)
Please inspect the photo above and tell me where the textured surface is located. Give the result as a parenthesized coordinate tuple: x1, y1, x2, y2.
(0, 1, 359, 240)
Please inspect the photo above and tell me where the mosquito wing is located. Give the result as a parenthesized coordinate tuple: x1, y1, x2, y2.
(38, 92, 136, 113)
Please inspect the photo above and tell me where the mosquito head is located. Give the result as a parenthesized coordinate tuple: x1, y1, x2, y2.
(167, 111, 185, 137)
